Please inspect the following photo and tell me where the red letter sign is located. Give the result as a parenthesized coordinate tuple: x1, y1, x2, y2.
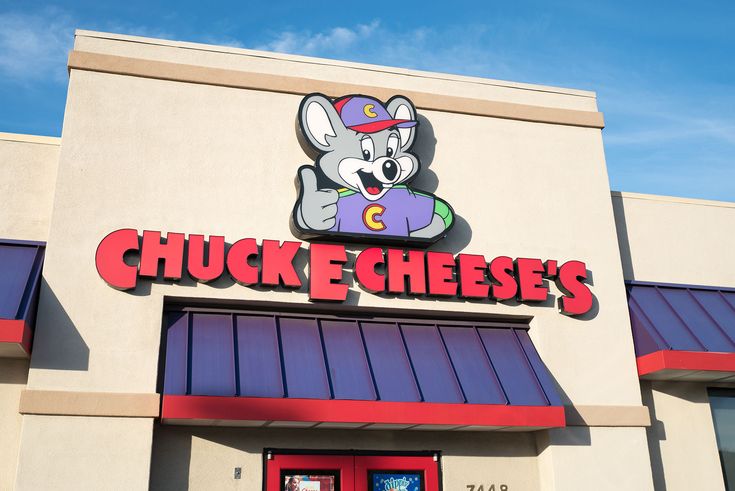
(261, 240, 302, 288)
(354, 247, 386, 293)
(226, 238, 259, 285)
(557, 260, 593, 315)
(427, 251, 457, 297)
(309, 243, 348, 301)
(515, 257, 548, 302)
(458, 254, 489, 299)
(188, 235, 225, 283)
(139, 230, 185, 280)
(489, 256, 517, 300)
(95, 229, 139, 290)
(387, 249, 426, 295)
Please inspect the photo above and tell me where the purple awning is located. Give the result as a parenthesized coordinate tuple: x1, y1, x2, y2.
(162, 309, 562, 408)
(0, 239, 45, 357)
(628, 282, 735, 381)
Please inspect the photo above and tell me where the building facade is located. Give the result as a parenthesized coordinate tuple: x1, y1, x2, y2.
(0, 30, 733, 490)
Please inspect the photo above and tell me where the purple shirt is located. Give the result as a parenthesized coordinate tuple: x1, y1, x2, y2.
(331, 186, 435, 236)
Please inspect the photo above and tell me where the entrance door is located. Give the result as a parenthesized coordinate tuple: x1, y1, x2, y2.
(266, 453, 440, 491)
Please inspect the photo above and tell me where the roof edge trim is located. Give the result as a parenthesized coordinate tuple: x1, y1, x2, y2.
(73, 29, 597, 99)
(67, 50, 604, 129)
(0, 132, 60, 146)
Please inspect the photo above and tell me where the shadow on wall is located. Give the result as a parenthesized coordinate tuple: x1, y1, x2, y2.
(413, 115, 473, 254)
(610, 195, 635, 281)
(640, 381, 667, 491)
(0, 358, 30, 384)
(149, 423, 541, 490)
(533, 367, 593, 452)
(28, 278, 89, 371)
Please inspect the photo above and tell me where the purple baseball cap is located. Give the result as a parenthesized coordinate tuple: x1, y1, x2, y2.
(333, 95, 417, 133)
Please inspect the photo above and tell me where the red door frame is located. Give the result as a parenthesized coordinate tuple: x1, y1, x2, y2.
(265, 453, 440, 491)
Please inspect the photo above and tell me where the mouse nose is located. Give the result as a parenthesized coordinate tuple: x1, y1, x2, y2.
(381, 159, 399, 182)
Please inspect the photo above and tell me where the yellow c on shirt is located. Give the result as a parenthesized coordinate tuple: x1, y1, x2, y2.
(362, 204, 386, 231)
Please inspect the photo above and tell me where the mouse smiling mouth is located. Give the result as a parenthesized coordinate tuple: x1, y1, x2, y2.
(356, 170, 384, 196)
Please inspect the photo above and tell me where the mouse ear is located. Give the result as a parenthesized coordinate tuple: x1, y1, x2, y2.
(298, 93, 345, 153)
(386, 96, 417, 151)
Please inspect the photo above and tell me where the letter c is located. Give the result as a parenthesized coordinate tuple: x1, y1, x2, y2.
(95, 229, 140, 290)
(363, 204, 386, 231)
(363, 104, 377, 118)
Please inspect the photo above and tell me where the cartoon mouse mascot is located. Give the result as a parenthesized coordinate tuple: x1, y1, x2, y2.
(292, 93, 454, 244)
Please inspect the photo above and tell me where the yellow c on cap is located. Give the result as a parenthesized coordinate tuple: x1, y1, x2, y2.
(363, 104, 378, 118)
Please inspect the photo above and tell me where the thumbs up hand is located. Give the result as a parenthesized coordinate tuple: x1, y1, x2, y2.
(295, 166, 339, 231)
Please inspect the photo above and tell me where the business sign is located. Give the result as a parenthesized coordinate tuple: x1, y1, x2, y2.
(95, 230, 593, 316)
(292, 93, 453, 245)
(94, 93, 594, 316)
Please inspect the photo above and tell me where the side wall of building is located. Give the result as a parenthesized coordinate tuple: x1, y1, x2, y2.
(612, 191, 735, 285)
(0, 135, 59, 486)
(613, 193, 735, 490)
(0, 134, 60, 242)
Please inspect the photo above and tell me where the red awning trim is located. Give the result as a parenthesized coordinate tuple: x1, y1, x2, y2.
(637, 350, 735, 378)
(161, 395, 566, 429)
(0, 319, 33, 356)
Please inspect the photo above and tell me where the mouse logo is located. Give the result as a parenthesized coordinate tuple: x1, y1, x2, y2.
(292, 93, 454, 245)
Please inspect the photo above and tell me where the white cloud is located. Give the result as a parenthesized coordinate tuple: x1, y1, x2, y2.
(255, 21, 380, 56)
(201, 36, 246, 49)
(103, 23, 176, 42)
(0, 8, 74, 83)
(251, 21, 547, 84)
(0, 8, 180, 85)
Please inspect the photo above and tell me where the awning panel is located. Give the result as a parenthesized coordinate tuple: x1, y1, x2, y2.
(321, 320, 377, 401)
(628, 282, 735, 381)
(0, 240, 45, 357)
(160, 309, 565, 430)
(439, 325, 506, 404)
(236, 315, 283, 398)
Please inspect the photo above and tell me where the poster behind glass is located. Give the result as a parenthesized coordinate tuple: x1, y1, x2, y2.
(370, 472, 423, 491)
(283, 472, 337, 491)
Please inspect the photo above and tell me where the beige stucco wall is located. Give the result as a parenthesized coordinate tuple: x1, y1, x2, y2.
(0, 359, 28, 490)
(0, 133, 60, 242)
(537, 426, 653, 491)
(150, 425, 541, 490)
(612, 191, 735, 286)
(641, 381, 727, 491)
(15, 31, 652, 489)
(14, 415, 153, 490)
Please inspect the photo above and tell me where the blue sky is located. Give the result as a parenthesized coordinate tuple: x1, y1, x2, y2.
(2, 1, 733, 201)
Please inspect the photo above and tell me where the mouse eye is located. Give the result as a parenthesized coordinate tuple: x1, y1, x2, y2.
(387, 134, 399, 158)
(361, 136, 374, 161)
